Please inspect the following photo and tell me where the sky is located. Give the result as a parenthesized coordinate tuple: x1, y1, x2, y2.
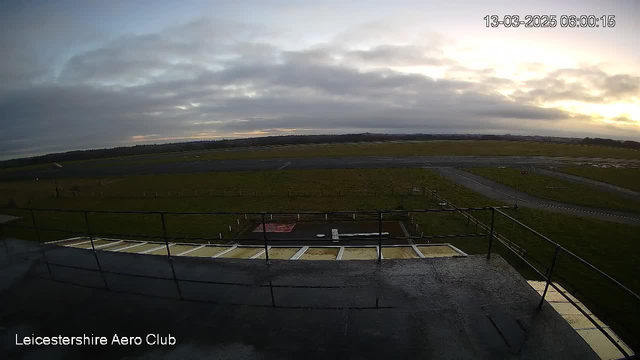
(0, 0, 639, 160)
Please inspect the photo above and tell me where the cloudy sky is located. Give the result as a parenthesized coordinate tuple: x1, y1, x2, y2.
(1, 0, 639, 159)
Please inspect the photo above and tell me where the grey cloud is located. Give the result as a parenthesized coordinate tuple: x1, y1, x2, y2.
(515, 67, 640, 104)
(611, 116, 637, 124)
(603, 74, 640, 99)
(282, 47, 342, 66)
(1, 53, 574, 157)
(0, 3, 104, 90)
(59, 17, 273, 86)
(345, 45, 452, 67)
(2, 16, 639, 159)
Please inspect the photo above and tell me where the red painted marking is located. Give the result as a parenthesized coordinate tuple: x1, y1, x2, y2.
(253, 223, 296, 233)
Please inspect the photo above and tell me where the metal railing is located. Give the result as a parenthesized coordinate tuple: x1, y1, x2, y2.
(1, 205, 507, 261)
(490, 208, 636, 359)
(29, 186, 440, 199)
(0, 205, 503, 311)
(409, 189, 636, 358)
(1, 203, 637, 357)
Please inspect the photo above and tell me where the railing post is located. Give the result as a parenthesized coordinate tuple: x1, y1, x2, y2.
(84, 211, 109, 289)
(30, 209, 53, 279)
(262, 213, 270, 264)
(160, 212, 172, 258)
(269, 280, 276, 307)
(160, 212, 183, 299)
(84, 211, 97, 252)
(487, 208, 495, 259)
(538, 246, 560, 310)
(378, 211, 382, 263)
(1, 223, 9, 258)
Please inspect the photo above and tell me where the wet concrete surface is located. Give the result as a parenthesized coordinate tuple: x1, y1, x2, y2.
(435, 167, 640, 226)
(3, 155, 639, 180)
(0, 238, 598, 359)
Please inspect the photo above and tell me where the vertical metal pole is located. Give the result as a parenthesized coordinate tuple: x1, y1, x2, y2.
(84, 211, 109, 289)
(160, 212, 173, 258)
(487, 208, 495, 259)
(1, 223, 9, 258)
(262, 213, 270, 264)
(84, 211, 97, 252)
(269, 280, 276, 307)
(378, 211, 382, 263)
(160, 212, 183, 299)
(31, 209, 53, 279)
(538, 246, 560, 309)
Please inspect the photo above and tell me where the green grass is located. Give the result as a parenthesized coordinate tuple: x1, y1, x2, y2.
(411, 170, 640, 351)
(559, 166, 640, 192)
(1, 169, 433, 204)
(0, 169, 441, 242)
(1, 168, 638, 350)
(4, 168, 636, 294)
(4, 140, 640, 174)
(0, 163, 51, 173)
(465, 167, 640, 213)
(94, 140, 640, 168)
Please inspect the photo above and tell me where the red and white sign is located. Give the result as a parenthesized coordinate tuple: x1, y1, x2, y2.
(253, 223, 296, 233)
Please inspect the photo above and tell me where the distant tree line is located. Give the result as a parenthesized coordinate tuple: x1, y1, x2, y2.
(0, 133, 635, 169)
(580, 137, 640, 150)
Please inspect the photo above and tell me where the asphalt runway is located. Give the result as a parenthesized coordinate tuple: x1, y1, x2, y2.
(434, 167, 640, 226)
(3, 155, 639, 180)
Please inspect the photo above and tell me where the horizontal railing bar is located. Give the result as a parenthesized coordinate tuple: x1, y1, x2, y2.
(42, 275, 393, 310)
(0, 205, 515, 216)
(495, 235, 632, 358)
(46, 262, 362, 289)
(423, 188, 635, 356)
(493, 208, 640, 303)
(547, 281, 632, 358)
(495, 237, 547, 280)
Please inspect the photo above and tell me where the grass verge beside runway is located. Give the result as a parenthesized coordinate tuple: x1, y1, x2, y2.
(3, 140, 640, 174)
(87, 140, 640, 168)
(558, 166, 640, 192)
(1, 167, 638, 350)
(0, 169, 450, 243)
(2, 168, 637, 295)
(465, 167, 640, 213)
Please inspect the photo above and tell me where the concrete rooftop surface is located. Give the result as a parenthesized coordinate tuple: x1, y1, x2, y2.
(0, 239, 599, 360)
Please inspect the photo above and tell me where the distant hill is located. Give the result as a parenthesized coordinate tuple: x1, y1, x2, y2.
(0, 133, 636, 169)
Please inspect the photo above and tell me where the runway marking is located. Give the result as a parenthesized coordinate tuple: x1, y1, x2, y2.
(212, 246, 237, 258)
(290, 246, 309, 260)
(94, 240, 123, 249)
(250, 247, 269, 259)
(176, 245, 205, 256)
(277, 161, 291, 170)
(113, 242, 147, 252)
(139, 243, 174, 254)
